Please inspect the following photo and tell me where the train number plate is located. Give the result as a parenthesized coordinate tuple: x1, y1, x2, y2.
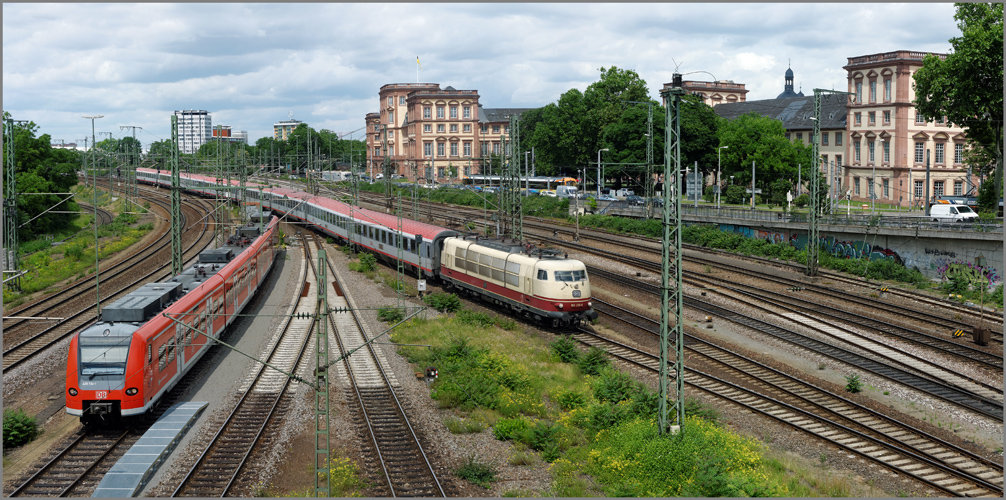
(572, 290, 581, 298)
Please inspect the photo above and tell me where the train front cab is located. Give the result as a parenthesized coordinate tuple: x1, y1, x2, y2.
(67, 323, 144, 424)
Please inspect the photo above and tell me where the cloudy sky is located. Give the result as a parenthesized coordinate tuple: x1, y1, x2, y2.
(3, 3, 959, 151)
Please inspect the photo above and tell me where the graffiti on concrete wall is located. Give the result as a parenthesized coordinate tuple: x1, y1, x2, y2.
(819, 236, 904, 265)
(936, 259, 1001, 286)
(925, 248, 957, 259)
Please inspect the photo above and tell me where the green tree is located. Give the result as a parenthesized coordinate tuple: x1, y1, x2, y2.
(717, 112, 813, 196)
(2, 112, 81, 240)
(913, 2, 1003, 209)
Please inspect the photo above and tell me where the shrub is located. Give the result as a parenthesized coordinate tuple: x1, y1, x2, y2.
(377, 307, 404, 323)
(554, 390, 587, 411)
(358, 253, 377, 272)
(455, 454, 496, 488)
(526, 420, 559, 453)
(493, 417, 531, 441)
(844, 373, 862, 393)
(444, 416, 485, 434)
(423, 292, 462, 312)
(549, 336, 580, 363)
(3, 409, 40, 448)
(457, 309, 495, 328)
(576, 347, 609, 376)
(593, 369, 638, 403)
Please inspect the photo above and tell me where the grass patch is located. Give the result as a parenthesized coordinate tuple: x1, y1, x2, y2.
(443, 416, 485, 434)
(455, 454, 496, 488)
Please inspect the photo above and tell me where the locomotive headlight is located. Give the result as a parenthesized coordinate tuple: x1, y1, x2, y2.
(587, 301, 592, 307)
(125, 387, 138, 396)
(68, 388, 78, 396)
(556, 303, 564, 309)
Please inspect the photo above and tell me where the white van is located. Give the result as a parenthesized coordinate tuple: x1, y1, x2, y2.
(930, 203, 978, 222)
(555, 185, 579, 199)
(616, 188, 634, 197)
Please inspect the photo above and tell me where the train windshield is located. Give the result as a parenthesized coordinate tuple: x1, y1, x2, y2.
(79, 336, 131, 376)
(554, 270, 587, 282)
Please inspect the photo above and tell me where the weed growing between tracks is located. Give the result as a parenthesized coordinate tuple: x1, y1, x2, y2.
(389, 313, 801, 496)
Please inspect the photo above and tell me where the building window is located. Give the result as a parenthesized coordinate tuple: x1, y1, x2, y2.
(868, 177, 875, 199)
(423, 124, 431, 133)
(424, 142, 432, 157)
(464, 142, 471, 156)
(868, 141, 875, 162)
(450, 124, 458, 133)
(388, 111, 393, 123)
(423, 106, 431, 119)
(954, 143, 964, 163)
(796, 132, 802, 142)
(437, 142, 445, 156)
(835, 132, 842, 146)
(437, 124, 445, 133)
(481, 142, 488, 156)
(884, 79, 891, 101)
(822, 132, 829, 146)
(915, 142, 924, 163)
(463, 124, 471, 133)
(835, 154, 842, 166)
(463, 106, 471, 118)
(374, 124, 381, 132)
(785, 133, 790, 141)
(450, 106, 458, 119)
(450, 142, 458, 156)
(374, 147, 380, 157)
(868, 112, 875, 125)
(934, 180, 945, 197)
(854, 141, 861, 162)
(936, 116, 945, 125)
(954, 180, 963, 196)
(399, 96, 406, 105)
(854, 112, 861, 125)
(388, 145, 394, 156)
(437, 106, 445, 119)
(883, 141, 890, 163)
(883, 178, 889, 198)
(915, 109, 925, 124)
(821, 154, 828, 166)
(492, 142, 500, 155)
(504, 126, 510, 134)
(855, 81, 863, 103)
(438, 167, 445, 178)
(492, 125, 500, 134)
(914, 180, 923, 200)
(387, 97, 393, 107)
(870, 81, 877, 102)
(883, 111, 891, 124)
(481, 124, 488, 133)
(854, 177, 861, 195)
(935, 143, 945, 164)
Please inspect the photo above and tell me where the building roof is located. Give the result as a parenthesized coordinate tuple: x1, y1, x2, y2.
(713, 96, 847, 131)
(478, 105, 534, 124)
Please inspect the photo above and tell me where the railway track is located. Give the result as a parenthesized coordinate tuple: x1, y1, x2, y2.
(316, 233, 447, 497)
(580, 299, 1004, 497)
(588, 265, 1003, 421)
(3, 192, 216, 374)
(171, 232, 314, 497)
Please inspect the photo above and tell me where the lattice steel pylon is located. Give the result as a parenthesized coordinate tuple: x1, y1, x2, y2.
(658, 76, 686, 435)
(314, 249, 330, 497)
(809, 89, 854, 277)
(171, 115, 183, 276)
(3, 118, 21, 291)
(396, 194, 405, 314)
(501, 115, 523, 241)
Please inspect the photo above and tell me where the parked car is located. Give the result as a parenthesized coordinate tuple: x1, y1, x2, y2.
(625, 195, 646, 205)
(540, 189, 557, 197)
(555, 185, 579, 199)
(616, 188, 635, 197)
(596, 194, 617, 201)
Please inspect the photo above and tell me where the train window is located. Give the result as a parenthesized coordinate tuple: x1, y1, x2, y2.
(479, 264, 491, 277)
(158, 344, 167, 371)
(554, 270, 587, 282)
(148, 344, 153, 363)
(79, 335, 131, 376)
(505, 273, 519, 286)
(466, 259, 478, 273)
(455, 247, 466, 259)
(480, 254, 492, 266)
(491, 268, 504, 282)
(505, 261, 520, 274)
(537, 270, 548, 280)
(492, 257, 505, 270)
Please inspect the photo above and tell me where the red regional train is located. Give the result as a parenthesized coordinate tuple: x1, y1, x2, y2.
(66, 216, 278, 423)
(135, 168, 596, 326)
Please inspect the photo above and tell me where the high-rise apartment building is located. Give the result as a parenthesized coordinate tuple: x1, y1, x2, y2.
(366, 83, 531, 182)
(844, 50, 969, 207)
(274, 119, 303, 141)
(174, 110, 212, 154)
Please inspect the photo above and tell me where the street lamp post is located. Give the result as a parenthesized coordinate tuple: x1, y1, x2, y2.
(716, 145, 728, 209)
(525, 150, 531, 195)
(750, 160, 756, 209)
(597, 148, 609, 197)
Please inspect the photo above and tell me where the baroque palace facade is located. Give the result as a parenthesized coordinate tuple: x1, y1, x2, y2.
(364, 83, 530, 182)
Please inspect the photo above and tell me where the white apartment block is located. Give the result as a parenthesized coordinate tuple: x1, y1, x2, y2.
(174, 110, 212, 155)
